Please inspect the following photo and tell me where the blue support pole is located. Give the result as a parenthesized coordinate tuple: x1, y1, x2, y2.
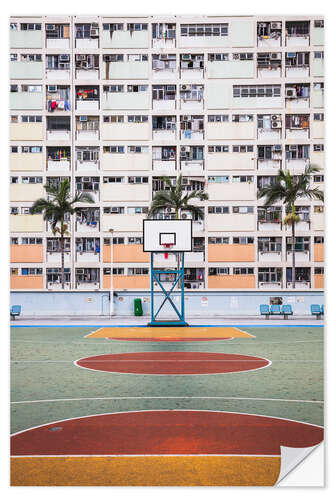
(148, 251, 188, 327)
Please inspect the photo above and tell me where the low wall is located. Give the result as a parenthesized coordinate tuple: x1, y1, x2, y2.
(10, 290, 324, 317)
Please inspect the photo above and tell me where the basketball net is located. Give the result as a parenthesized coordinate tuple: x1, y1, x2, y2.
(163, 243, 173, 259)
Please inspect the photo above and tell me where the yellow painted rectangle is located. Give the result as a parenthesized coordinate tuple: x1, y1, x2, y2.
(11, 455, 280, 486)
(86, 326, 254, 339)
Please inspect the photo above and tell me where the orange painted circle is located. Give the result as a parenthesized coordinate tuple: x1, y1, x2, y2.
(76, 351, 270, 375)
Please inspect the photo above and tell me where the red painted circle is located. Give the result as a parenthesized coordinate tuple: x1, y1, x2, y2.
(108, 337, 230, 342)
(76, 351, 269, 375)
(11, 410, 323, 456)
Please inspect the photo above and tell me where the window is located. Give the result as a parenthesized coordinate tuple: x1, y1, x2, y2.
(21, 268, 43, 275)
(181, 24, 228, 37)
(11, 238, 19, 245)
(314, 267, 324, 274)
(313, 144, 324, 152)
(103, 146, 124, 154)
(233, 176, 253, 183)
(128, 268, 149, 275)
(127, 23, 148, 31)
(103, 207, 125, 214)
(128, 237, 143, 244)
(313, 175, 324, 183)
(314, 206, 324, 213)
(103, 268, 124, 275)
(10, 207, 19, 214)
(314, 20, 324, 28)
(127, 85, 148, 92)
(258, 267, 282, 283)
(233, 85, 281, 98)
(258, 237, 282, 252)
(20, 23, 41, 30)
(232, 206, 254, 214)
(232, 114, 253, 122)
(104, 237, 125, 245)
(104, 85, 124, 93)
(232, 145, 253, 153)
(47, 238, 70, 252)
(103, 54, 124, 62)
(103, 177, 124, 183)
(208, 206, 229, 214)
(20, 54, 42, 62)
(208, 53, 229, 61)
(103, 115, 124, 123)
(47, 268, 71, 283)
(128, 115, 148, 123)
(128, 176, 148, 184)
(208, 267, 230, 275)
(127, 207, 149, 214)
(10, 54, 18, 61)
(22, 176, 43, 184)
(208, 145, 229, 153)
(22, 238, 42, 245)
(233, 53, 253, 60)
(314, 52, 324, 59)
(208, 176, 229, 183)
(103, 23, 124, 32)
(128, 146, 149, 153)
(208, 237, 229, 244)
(314, 113, 324, 121)
(11, 146, 18, 153)
(21, 85, 42, 92)
(233, 268, 254, 275)
(21, 115, 42, 123)
(233, 237, 254, 244)
(314, 236, 324, 244)
(208, 115, 229, 122)
(127, 54, 148, 62)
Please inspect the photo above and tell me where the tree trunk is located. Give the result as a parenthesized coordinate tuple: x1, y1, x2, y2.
(60, 221, 65, 290)
(291, 207, 296, 289)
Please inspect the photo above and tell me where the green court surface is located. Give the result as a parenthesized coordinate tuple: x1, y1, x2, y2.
(11, 326, 324, 434)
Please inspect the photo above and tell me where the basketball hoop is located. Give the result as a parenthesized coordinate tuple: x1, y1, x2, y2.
(163, 243, 174, 259)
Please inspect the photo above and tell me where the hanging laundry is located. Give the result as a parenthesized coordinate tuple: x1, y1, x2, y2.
(51, 101, 57, 110)
(57, 101, 65, 109)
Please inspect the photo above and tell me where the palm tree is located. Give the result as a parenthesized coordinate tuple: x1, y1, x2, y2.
(31, 179, 94, 289)
(257, 165, 324, 289)
(148, 175, 208, 220)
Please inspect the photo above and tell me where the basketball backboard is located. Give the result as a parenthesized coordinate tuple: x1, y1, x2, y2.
(143, 219, 192, 252)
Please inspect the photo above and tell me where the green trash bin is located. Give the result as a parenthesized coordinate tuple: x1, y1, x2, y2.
(134, 298, 143, 316)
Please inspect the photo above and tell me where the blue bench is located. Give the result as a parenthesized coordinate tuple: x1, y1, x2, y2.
(10, 305, 21, 320)
(311, 304, 322, 319)
(260, 304, 293, 319)
(260, 304, 270, 318)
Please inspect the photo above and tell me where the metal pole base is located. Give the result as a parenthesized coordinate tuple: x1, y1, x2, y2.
(147, 320, 189, 327)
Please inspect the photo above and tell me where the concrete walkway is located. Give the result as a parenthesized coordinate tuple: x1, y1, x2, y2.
(10, 315, 324, 327)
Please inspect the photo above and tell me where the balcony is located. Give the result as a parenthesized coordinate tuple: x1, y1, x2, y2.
(180, 55, 204, 80)
(76, 209, 100, 233)
(258, 251, 282, 262)
(76, 87, 100, 111)
(46, 55, 71, 80)
(285, 22, 310, 47)
(287, 281, 310, 289)
(180, 160, 204, 176)
(46, 24, 70, 49)
(286, 250, 310, 263)
(76, 117, 100, 141)
(257, 22, 282, 48)
(152, 117, 177, 141)
(258, 281, 282, 290)
(46, 251, 71, 264)
(179, 85, 204, 111)
(152, 55, 177, 80)
(75, 24, 99, 49)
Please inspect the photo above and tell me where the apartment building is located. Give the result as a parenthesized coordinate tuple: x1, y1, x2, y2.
(9, 15, 324, 292)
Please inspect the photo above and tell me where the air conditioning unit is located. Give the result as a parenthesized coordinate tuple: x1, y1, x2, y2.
(270, 22, 282, 30)
(273, 145, 282, 151)
(47, 85, 57, 92)
(233, 53, 240, 59)
(270, 53, 281, 60)
(77, 55, 87, 61)
(104, 55, 112, 62)
(271, 115, 279, 121)
(167, 29, 176, 38)
(285, 88, 297, 98)
(182, 54, 191, 60)
(166, 207, 175, 213)
(166, 85, 175, 92)
(181, 85, 191, 91)
(76, 269, 84, 274)
(287, 52, 296, 58)
(81, 61, 90, 69)
(59, 62, 70, 69)
(59, 54, 70, 62)
(182, 116, 189, 121)
(160, 54, 168, 60)
(272, 121, 282, 129)
(289, 145, 297, 151)
(80, 116, 88, 122)
(111, 207, 119, 213)
(90, 28, 99, 37)
(46, 24, 56, 31)
(83, 177, 90, 181)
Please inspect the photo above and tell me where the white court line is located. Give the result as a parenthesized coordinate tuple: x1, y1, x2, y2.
(12, 453, 279, 458)
(11, 339, 324, 345)
(11, 396, 324, 404)
(12, 359, 322, 363)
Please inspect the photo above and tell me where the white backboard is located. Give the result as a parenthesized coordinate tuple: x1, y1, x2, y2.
(143, 219, 193, 252)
